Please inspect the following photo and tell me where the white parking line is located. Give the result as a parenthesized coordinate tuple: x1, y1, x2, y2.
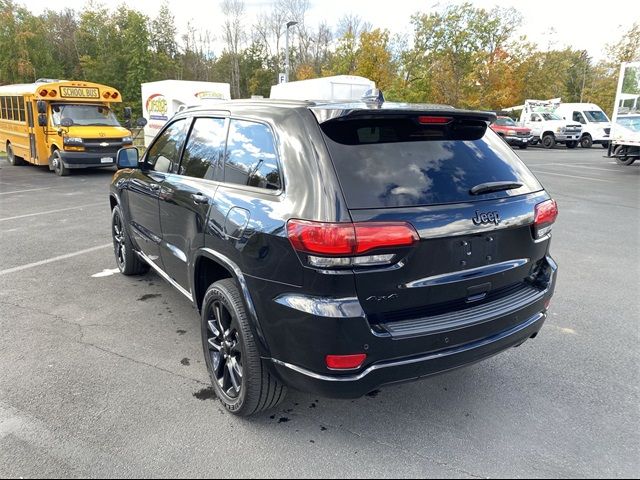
(0, 187, 52, 195)
(529, 169, 613, 183)
(0, 202, 105, 222)
(0, 243, 111, 277)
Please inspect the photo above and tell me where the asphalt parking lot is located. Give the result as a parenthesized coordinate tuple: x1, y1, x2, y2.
(0, 147, 638, 478)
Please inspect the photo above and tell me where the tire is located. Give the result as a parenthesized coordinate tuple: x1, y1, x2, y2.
(6, 143, 24, 166)
(580, 134, 593, 149)
(542, 134, 556, 149)
(201, 278, 286, 416)
(566, 141, 578, 149)
(111, 205, 149, 275)
(614, 146, 637, 166)
(52, 150, 69, 176)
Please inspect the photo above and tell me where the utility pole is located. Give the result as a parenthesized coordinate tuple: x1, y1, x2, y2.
(285, 21, 298, 83)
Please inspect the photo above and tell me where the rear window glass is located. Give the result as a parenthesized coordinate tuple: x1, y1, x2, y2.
(321, 118, 542, 208)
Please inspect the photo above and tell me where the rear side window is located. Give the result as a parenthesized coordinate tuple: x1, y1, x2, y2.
(180, 117, 227, 180)
(224, 119, 281, 191)
(321, 117, 542, 208)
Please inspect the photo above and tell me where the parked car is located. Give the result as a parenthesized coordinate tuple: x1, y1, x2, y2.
(109, 98, 558, 416)
(490, 116, 533, 149)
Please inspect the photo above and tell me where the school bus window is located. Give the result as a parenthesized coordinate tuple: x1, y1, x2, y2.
(13, 96, 19, 121)
(18, 97, 25, 122)
(0, 97, 4, 119)
(8, 96, 13, 121)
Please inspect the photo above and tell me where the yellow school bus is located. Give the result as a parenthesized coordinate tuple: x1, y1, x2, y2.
(0, 79, 136, 176)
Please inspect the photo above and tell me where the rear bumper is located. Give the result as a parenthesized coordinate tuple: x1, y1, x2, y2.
(270, 312, 546, 398)
(58, 150, 119, 169)
(255, 255, 557, 398)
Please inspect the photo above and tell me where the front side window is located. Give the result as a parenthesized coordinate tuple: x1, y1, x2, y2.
(180, 117, 227, 180)
(224, 119, 281, 191)
(51, 104, 121, 127)
(573, 112, 586, 124)
(146, 119, 189, 174)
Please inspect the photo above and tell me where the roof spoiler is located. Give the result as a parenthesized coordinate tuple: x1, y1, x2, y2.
(312, 105, 496, 125)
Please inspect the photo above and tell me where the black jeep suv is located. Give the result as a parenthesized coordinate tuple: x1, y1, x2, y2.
(109, 99, 558, 416)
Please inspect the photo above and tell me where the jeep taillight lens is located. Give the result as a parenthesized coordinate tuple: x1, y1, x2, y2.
(534, 199, 558, 239)
(287, 220, 418, 268)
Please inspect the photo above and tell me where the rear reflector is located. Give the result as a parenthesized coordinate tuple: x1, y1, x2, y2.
(287, 220, 418, 256)
(325, 354, 367, 370)
(534, 199, 558, 239)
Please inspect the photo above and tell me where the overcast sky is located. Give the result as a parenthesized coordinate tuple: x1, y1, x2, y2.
(23, 0, 638, 61)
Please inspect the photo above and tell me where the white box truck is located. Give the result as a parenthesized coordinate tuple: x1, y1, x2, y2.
(553, 103, 612, 149)
(608, 62, 640, 166)
(270, 75, 375, 102)
(506, 99, 583, 149)
(141, 80, 231, 146)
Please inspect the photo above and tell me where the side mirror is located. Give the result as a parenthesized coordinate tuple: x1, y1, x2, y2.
(124, 107, 132, 120)
(37, 100, 46, 114)
(60, 118, 74, 127)
(38, 113, 47, 127)
(116, 147, 140, 169)
(136, 117, 148, 128)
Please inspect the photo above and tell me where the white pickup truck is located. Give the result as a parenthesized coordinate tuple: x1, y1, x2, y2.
(517, 100, 583, 149)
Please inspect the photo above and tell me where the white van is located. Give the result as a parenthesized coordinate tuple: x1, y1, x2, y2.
(141, 80, 231, 146)
(554, 103, 611, 149)
(270, 75, 375, 102)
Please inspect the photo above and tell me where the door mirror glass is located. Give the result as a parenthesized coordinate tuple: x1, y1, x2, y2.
(123, 107, 132, 120)
(117, 147, 140, 169)
(37, 100, 46, 114)
(37, 113, 47, 127)
(136, 117, 148, 127)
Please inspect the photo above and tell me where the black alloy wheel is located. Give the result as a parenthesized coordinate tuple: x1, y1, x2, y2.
(111, 205, 149, 275)
(201, 279, 286, 416)
(205, 299, 244, 401)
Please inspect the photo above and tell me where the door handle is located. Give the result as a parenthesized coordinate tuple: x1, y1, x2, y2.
(192, 193, 209, 204)
(149, 183, 160, 191)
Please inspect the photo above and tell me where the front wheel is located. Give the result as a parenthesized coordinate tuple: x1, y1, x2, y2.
(52, 150, 69, 176)
(111, 205, 149, 275)
(202, 279, 286, 416)
(542, 134, 556, 149)
(580, 135, 593, 149)
(566, 141, 578, 149)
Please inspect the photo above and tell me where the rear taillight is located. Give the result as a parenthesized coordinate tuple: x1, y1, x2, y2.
(534, 199, 558, 239)
(325, 354, 367, 370)
(287, 219, 418, 268)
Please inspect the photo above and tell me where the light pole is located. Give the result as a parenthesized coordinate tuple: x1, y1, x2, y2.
(285, 21, 298, 83)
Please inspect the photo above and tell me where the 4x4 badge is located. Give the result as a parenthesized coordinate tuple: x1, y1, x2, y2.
(472, 211, 500, 226)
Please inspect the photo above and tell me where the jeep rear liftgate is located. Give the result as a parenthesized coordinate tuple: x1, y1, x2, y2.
(318, 111, 552, 328)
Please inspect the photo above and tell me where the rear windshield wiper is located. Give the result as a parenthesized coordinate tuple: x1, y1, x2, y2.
(470, 181, 523, 195)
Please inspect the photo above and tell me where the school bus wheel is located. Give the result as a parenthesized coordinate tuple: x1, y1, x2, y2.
(51, 150, 69, 177)
(6, 142, 25, 166)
